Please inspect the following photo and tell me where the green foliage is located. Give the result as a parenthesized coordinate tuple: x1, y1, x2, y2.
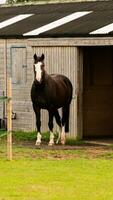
(0, 96, 9, 102)
(0, 130, 85, 146)
(0, 131, 7, 138)
(6, 0, 52, 4)
(12, 131, 51, 142)
(13, 131, 37, 141)
(12, 131, 85, 145)
(7, 0, 30, 4)
(65, 138, 86, 146)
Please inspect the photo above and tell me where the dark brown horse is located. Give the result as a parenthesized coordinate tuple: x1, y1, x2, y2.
(31, 53, 73, 145)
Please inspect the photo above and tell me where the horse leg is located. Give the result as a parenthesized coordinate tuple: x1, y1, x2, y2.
(61, 104, 70, 145)
(33, 104, 42, 146)
(48, 110, 54, 146)
(36, 109, 42, 146)
(54, 109, 62, 144)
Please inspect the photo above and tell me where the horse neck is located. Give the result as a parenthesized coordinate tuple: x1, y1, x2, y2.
(43, 71, 50, 81)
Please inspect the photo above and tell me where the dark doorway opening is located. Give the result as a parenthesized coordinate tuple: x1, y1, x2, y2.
(83, 46, 113, 138)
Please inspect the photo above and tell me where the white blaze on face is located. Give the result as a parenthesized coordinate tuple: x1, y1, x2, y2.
(35, 62, 42, 82)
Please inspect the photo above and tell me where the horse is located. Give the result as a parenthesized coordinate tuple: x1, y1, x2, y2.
(31, 53, 73, 146)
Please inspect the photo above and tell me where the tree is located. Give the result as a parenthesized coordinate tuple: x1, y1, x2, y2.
(7, 0, 35, 4)
(7, 0, 53, 3)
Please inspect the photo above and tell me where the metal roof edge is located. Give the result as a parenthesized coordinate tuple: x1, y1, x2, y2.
(28, 36, 113, 46)
(0, 0, 110, 8)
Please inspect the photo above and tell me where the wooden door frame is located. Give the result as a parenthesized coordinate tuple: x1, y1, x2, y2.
(77, 47, 83, 139)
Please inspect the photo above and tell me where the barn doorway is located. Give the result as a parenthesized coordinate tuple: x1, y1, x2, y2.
(83, 46, 113, 138)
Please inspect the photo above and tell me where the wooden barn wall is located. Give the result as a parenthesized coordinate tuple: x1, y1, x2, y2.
(0, 39, 33, 131)
(0, 38, 84, 138)
(0, 41, 5, 119)
(32, 46, 78, 138)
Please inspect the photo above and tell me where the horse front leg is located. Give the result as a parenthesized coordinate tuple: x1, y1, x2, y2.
(36, 109, 42, 146)
(48, 110, 54, 146)
(33, 105, 42, 146)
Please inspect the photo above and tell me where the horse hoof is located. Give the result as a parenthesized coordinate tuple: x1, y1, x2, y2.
(61, 139, 66, 145)
(61, 142, 65, 145)
(35, 142, 41, 146)
(48, 142, 54, 146)
(56, 139, 60, 144)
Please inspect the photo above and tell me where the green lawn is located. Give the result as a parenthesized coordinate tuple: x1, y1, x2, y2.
(0, 132, 113, 200)
(0, 158, 113, 200)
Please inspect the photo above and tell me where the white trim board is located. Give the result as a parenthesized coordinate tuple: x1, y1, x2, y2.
(90, 23, 113, 34)
(23, 11, 92, 36)
(0, 14, 33, 29)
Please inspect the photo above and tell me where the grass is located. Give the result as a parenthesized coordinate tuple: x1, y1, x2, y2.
(12, 131, 86, 145)
(1, 131, 113, 200)
(0, 158, 113, 200)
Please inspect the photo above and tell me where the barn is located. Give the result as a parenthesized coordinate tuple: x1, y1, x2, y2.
(0, 0, 113, 138)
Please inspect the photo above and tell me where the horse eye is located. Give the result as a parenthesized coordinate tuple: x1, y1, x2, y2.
(41, 64, 44, 69)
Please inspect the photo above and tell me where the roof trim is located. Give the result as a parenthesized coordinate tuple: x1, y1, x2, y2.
(0, 0, 109, 7)
(28, 37, 113, 46)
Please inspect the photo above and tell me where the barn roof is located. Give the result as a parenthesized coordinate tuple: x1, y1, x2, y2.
(0, 1, 113, 38)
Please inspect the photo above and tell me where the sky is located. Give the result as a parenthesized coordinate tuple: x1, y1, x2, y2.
(0, 0, 6, 4)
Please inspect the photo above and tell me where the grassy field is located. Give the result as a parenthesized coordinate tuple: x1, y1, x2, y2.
(0, 131, 113, 200)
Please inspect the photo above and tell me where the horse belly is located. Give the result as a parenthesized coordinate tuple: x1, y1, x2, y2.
(52, 90, 69, 109)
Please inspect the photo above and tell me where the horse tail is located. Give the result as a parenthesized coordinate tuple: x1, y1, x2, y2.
(62, 104, 70, 133)
(65, 104, 70, 132)
(62, 78, 73, 133)
(66, 79, 73, 132)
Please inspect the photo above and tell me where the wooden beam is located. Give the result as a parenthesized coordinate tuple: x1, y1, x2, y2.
(7, 77, 12, 161)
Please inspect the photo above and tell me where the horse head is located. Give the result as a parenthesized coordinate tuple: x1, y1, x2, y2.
(33, 53, 45, 83)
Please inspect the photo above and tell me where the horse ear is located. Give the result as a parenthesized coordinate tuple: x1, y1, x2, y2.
(34, 54, 37, 62)
(41, 53, 45, 61)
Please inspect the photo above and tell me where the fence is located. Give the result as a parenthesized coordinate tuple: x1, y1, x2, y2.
(0, 77, 12, 161)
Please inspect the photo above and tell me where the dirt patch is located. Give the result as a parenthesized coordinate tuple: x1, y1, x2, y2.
(1, 132, 113, 160)
(12, 140, 113, 160)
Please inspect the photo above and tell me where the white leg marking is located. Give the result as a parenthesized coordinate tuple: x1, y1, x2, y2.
(35, 132, 42, 146)
(56, 127, 62, 144)
(61, 126, 66, 145)
(48, 131, 54, 146)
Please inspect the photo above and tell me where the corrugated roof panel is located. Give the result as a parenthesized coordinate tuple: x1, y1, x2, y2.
(40, 10, 113, 37)
(0, 1, 113, 37)
(0, 13, 68, 36)
(24, 11, 92, 36)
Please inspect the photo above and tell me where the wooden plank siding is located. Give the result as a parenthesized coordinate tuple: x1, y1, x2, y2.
(0, 38, 87, 138)
(1, 37, 113, 138)
(0, 41, 5, 119)
(3, 40, 33, 132)
(0, 38, 84, 138)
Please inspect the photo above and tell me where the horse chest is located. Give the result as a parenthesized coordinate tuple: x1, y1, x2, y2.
(32, 87, 52, 108)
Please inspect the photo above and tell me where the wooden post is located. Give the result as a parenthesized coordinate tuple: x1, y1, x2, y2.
(7, 77, 12, 161)
(4, 39, 7, 124)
